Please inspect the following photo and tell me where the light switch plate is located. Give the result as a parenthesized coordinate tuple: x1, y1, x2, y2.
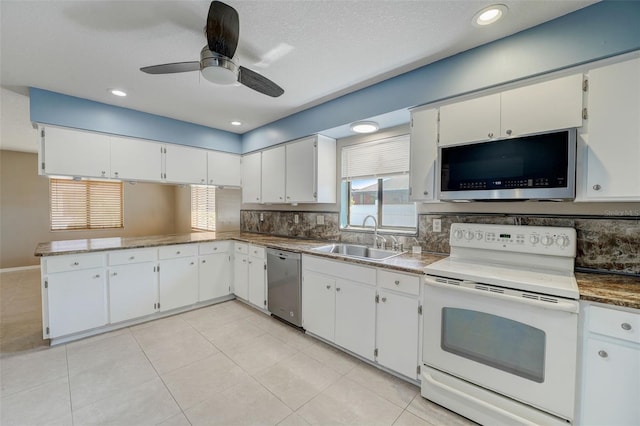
(433, 219, 442, 232)
(317, 215, 325, 225)
(260, 213, 264, 222)
(294, 214, 299, 224)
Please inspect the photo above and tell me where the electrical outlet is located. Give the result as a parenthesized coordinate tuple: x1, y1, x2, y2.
(260, 213, 264, 222)
(317, 215, 325, 225)
(433, 219, 442, 232)
(294, 214, 299, 224)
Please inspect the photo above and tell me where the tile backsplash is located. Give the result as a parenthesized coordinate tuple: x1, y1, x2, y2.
(240, 210, 640, 275)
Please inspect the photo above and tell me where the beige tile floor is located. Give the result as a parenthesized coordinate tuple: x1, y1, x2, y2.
(0, 268, 475, 426)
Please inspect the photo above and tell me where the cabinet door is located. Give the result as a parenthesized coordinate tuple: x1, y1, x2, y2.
(164, 144, 207, 185)
(199, 253, 231, 301)
(47, 268, 107, 338)
(439, 93, 501, 146)
(581, 338, 640, 425)
(410, 108, 438, 201)
(302, 271, 336, 342)
(207, 151, 241, 186)
(376, 289, 419, 379)
(241, 152, 262, 203)
(501, 74, 584, 138)
(335, 279, 376, 361)
(248, 257, 266, 309)
(110, 136, 163, 182)
(42, 126, 111, 178)
(583, 58, 640, 200)
(261, 146, 286, 203)
(233, 254, 249, 300)
(286, 137, 316, 203)
(158, 257, 198, 311)
(109, 262, 157, 323)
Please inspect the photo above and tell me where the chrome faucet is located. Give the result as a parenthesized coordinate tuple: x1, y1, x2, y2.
(388, 235, 399, 251)
(362, 215, 379, 249)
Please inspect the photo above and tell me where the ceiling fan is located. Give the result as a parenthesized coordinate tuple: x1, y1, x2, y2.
(140, 1, 284, 98)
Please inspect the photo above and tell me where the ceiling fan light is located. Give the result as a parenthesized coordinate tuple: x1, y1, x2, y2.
(200, 47, 238, 85)
(350, 121, 379, 134)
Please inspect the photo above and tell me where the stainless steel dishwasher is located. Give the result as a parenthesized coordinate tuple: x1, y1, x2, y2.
(266, 248, 302, 327)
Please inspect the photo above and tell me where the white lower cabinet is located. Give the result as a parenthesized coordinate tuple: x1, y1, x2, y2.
(46, 268, 108, 338)
(579, 303, 640, 425)
(335, 279, 377, 361)
(109, 262, 158, 323)
(233, 243, 249, 300)
(248, 246, 267, 309)
(199, 253, 231, 301)
(158, 245, 199, 312)
(302, 271, 336, 342)
(376, 288, 419, 379)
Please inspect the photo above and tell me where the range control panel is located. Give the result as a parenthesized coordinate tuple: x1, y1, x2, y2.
(449, 223, 577, 257)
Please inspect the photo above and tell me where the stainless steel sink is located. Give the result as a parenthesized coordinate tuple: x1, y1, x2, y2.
(311, 244, 404, 261)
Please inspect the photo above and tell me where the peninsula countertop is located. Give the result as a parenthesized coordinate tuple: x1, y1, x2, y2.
(35, 231, 640, 310)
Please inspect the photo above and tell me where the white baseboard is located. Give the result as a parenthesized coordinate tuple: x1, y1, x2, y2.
(0, 265, 40, 273)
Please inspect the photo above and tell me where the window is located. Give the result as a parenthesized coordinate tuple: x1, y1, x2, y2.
(341, 135, 417, 231)
(191, 185, 216, 231)
(50, 179, 123, 231)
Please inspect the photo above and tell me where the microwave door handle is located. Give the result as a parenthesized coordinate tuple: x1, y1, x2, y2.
(424, 276, 579, 314)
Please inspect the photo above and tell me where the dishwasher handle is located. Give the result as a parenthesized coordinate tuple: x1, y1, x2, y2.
(266, 248, 301, 261)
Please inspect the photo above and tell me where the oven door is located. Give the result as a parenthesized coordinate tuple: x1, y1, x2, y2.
(422, 276, 579, 421)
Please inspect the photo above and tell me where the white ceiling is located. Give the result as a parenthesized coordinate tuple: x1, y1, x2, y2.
(1, 0, 597, 137)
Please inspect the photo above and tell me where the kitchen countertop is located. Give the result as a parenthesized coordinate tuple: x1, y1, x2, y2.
(35, 231, 639, 310)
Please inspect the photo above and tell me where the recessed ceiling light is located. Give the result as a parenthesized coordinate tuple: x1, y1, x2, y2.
(230, 121, 242, 126)
(109, 89, 127, 97)
(473, 4, 508, 27)
(350, 121, 379, 134)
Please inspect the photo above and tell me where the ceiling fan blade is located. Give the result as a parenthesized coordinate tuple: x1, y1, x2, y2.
(140, 62, 200, 74)
(206, 1, 239, 59)
(238, 66, 284, 97)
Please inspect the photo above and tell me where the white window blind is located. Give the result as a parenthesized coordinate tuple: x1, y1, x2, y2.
(50, 179, 123, 231)
(191, 185, 216, 231)
(341, 134, 410, 180)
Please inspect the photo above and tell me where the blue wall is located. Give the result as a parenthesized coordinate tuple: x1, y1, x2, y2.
(30, 88, 242, 153)
(242, 1, 640, 153)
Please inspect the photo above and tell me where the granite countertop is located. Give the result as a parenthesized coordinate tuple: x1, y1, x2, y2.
(35, 232, 639, 309)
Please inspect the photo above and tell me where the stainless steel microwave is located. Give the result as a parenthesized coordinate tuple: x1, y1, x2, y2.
(438, 129, 576, 201)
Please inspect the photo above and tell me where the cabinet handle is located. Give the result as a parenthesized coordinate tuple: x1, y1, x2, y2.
(214, 247, 218, 251)
(381, 297, 387, 303)
(201, 179, 205, 183)
(336, 287, 341, 292)
(621, 322, 632, 331)
(506, 129, 512, 136)
(190, 262, 194, 266)
(202, 260, 206, 264)
(129, 256, 135, 260)
(325, 285, 331, 289)
(394, 280, 400, 285)
(592, 184, 601, 191)
(101, 171, 106, 176)
(242, 259, 247, 263)
(114, 172, 119, 177)
(112, 272, 117, 276)
(423, 191, 429, 195)
(176, 251, 181, 255)
(256, 197, 260, 201)
(93, 274, 100, 279)
(488, 132, 494, 138)
(286, 196, 291, 199)
(598, 350, 608, 358)
(72, 262, 79, 266)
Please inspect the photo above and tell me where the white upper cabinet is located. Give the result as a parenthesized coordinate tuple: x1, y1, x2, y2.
(207, 151, 241, 187)
(501, 74, 584, 138)
(110, 136, 163, 182)
(439, 74, 584, 146)
(439, 93, 501, 146)
(241, 151, 262, 203)
(164, 144, 207, 185)
(287, 135, 336, 203)
(41, 126, 111, 178)
(261, 146, 286, 203)
(578, 57, 640, 201)
(410, 107, 439, 201)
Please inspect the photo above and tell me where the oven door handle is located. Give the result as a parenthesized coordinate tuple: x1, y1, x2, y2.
(424, 276, 579, 314)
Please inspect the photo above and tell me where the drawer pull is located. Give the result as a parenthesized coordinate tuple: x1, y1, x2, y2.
(202, 260, 206, 264)
(621, 322, 632, 331)
(72, 262, 79, 266)
(394, 280, 400, 285)
(129, 256, 135, 260)
(381, 297, 387, 303)
(598, 350, 608, 358)
(93, 274, 100, 279)
(214, 247, 218, 251)
(176, 251, 181, 255)
(336, 287, 341, 292)
(190, 262, 194, 266)
(112, 272, 118, 276)
(326, 285, 331, 290)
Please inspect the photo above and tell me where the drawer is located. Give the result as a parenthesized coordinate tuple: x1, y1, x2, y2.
(249, 245, 265, 259)
(46, 253, 105, 274)
(199, 241, 230, 255)
(235, 243, 249, 255)
(589, 306, 640, 344)
(109, 248, 157, 265)
(303, 255, 376, 286)
(158, 244, 198, 260)
(378, 269, 420, 296)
